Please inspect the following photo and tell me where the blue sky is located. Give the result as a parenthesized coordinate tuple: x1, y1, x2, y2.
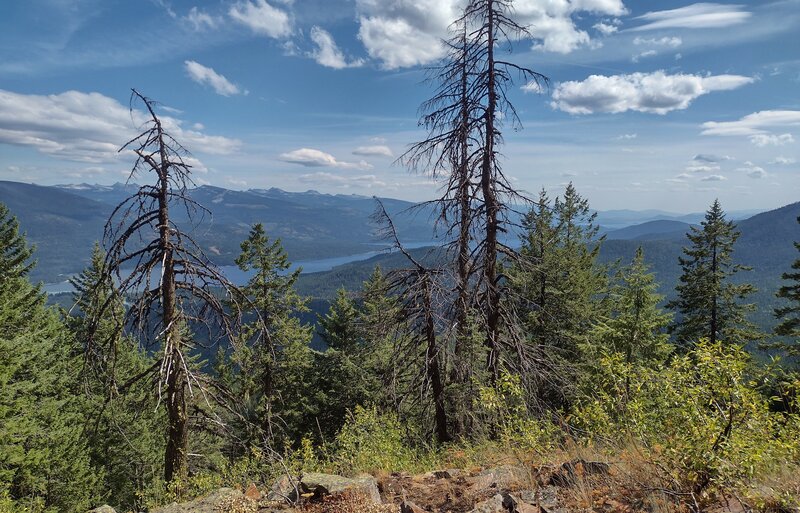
(0, 0, 798, 212)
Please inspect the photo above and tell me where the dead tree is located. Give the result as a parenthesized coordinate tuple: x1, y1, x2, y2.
(401, 0, 548, 436)
(374, 200, 451, 443)
(463, 0, 547, 384)
(92, 90, 242, 486)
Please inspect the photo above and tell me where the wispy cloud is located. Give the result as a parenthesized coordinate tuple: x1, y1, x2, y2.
(280, 148, 372, 170)
(184, 61, 244, 96)
(229, 0, 292, 38)
(631, 3, 751, 31)
(309, 26, 364, 69)
(352, 145, 393, 157)
(0, 89, 241, 164)
(701, 110, 800, 146)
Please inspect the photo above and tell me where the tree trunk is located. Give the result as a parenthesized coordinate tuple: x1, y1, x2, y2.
(425, 279, 451, 443)
(156, 142, 188, 487)
(481, 0, 500, 385)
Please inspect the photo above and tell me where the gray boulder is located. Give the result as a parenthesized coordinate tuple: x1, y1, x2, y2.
(300, 472, 381, 503)
(150, 487, 253, 513)
(88, 506, 117, 513)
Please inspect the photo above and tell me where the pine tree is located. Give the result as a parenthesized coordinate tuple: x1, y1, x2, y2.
(588, 247, 672, 365)
(67, 243, 163, 511)
(319, 287, 361, 352)
(773, 216, 800, 356)
(510, 184, 609, 355)
(231, 224, 311, 446)
(0, 203, 98, 512)
(508, 184, 609, 409)
(667, 199, 760, 348)
(313, 287, 371, 440)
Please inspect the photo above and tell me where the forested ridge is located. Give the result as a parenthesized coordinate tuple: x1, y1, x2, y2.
(2, 2, 800, 512)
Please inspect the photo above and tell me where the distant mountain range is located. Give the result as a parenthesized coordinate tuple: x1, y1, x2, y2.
(1, 179, 796, 334)
(0, 181, 433, 282)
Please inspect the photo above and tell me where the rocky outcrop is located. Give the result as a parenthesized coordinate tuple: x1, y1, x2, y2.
(150, 487, 256, 513)
(88, 506, 117, 513)
(300, 472, 382, 503)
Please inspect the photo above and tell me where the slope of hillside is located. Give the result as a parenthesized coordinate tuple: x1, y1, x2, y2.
(1, 181, 436, 282)
(605, 220, 692, 240)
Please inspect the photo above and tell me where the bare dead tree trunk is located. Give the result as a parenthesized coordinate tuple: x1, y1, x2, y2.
(374, 200, 451, 443)
(423, 275, 451, 443)
(91, 89, 243, 489)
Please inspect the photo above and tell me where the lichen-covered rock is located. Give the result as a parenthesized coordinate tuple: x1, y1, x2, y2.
(468, 465, 530, 493)
(151, 487, 255, 513)
(88, 506, 117, 513)
(300, 472, 382, 504)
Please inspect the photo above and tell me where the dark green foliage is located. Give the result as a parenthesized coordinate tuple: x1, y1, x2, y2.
(667, 200, 761, 348)
(67, 243, 164, 511)
(0, 203, 98, 513)
(773, 216, 800, 356)
(511, 185, 610, 354)
(508, 185, 610, 408)
(223, 224, 314, 448)
(586, 247, 672, 365)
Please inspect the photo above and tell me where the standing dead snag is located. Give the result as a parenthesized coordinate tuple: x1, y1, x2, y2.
(401, 0, 548, 436)
(94, 89, 242, 486)
(374, 200, 451, 443)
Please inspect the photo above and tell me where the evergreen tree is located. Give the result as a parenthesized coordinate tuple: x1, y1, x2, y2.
(221, 224, 313, 448)
(667, 200, 760, 348)
(313, 287, 371, 440)
(67, 243, 164, 511)
(773, 216, 800, 356)
(587, 247, 672, 365)
(510, 184, 609, 355)
(0, 203, 98, 512)
(232, 224, 311, 446)
(319, 287, 361, 352)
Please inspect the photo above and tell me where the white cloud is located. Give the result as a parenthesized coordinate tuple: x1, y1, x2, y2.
(616, 133, 637, 140)
(355, 0, 626, 69)
(229, 0, 292, 39)
(632, 3, 751, 31)
(749, 133, 794, 147)
(633, 36, 682, 48)
(593, 21, 618, 35)
(521, 80, 546, 94)
(184, 7, 218, 31)
(770, 156, 796, 165)
(737, 162, 767, 179)
(686, 164, 720, 173)
(0, 89, 241, 164)
(701, 110, 800, 136)
(279, 148, 373, 170)
(309, 26, 364, 69)
(631, 50, 657, 62)
(352, 145, 393, 157)
(184, 61, 243, 96)
(701, 174, 726, 181)
(552, 71, 754, 115)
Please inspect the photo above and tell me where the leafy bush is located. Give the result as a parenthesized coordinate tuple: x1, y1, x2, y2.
(329, 406, 420, 474)
(572, 340, 800, 498)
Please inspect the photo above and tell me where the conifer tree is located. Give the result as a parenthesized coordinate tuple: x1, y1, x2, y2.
(67, 244, 163, 511)
(0, 204, 98, 512)
(231, 223, 311, 445)
(668, 199, 760, 348)
(588, 247, 672, 365)
(511, 184, 609, 356)
(774, 216, 800, 356)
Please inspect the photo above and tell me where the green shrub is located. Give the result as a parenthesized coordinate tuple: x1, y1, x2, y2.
(572, 340, 800, 496)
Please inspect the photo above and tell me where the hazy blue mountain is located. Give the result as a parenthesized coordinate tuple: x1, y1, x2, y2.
(604, 220, 693, 241)
(1, 181, 437, 282)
